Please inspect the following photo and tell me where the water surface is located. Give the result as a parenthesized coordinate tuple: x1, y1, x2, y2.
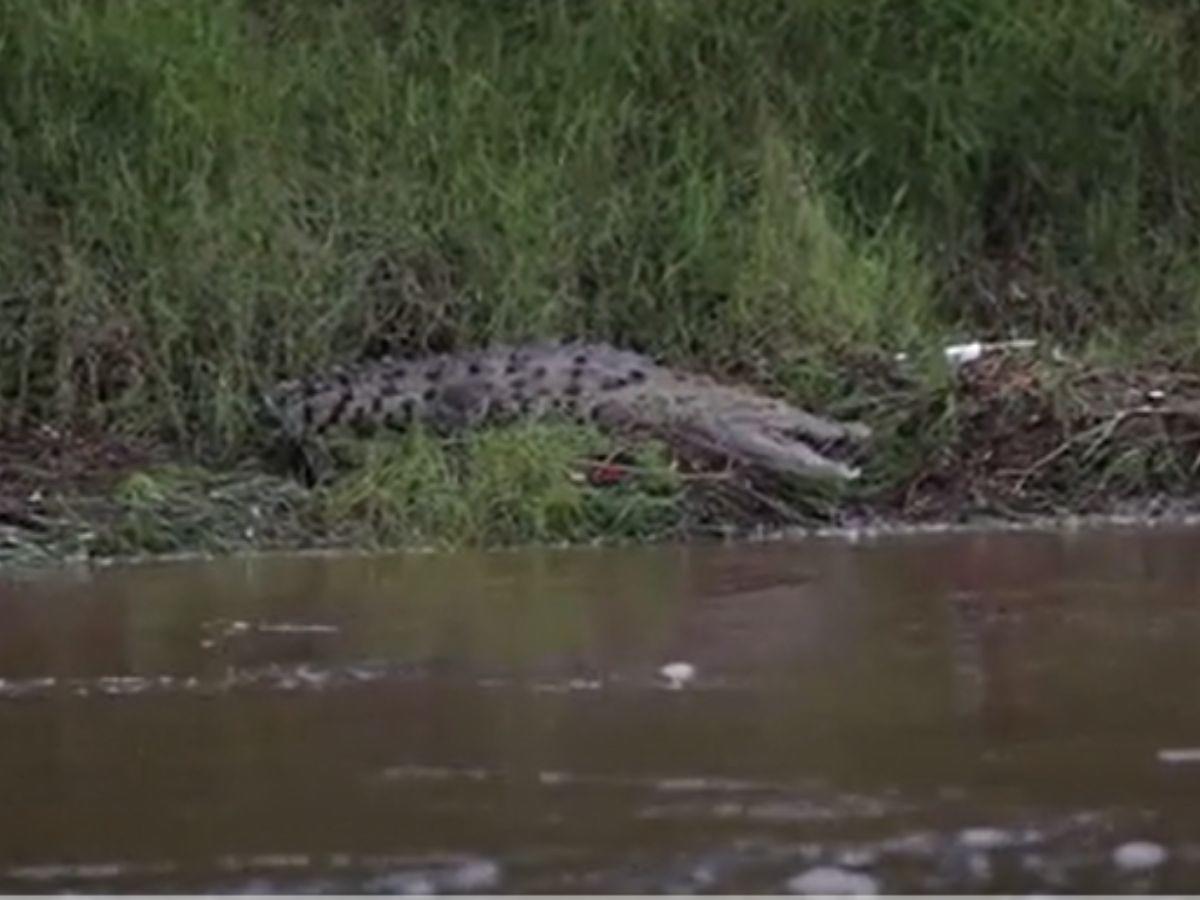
(3, 528, 1200, 892)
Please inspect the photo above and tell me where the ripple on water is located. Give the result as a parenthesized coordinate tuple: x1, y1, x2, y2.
(786, 866, 880, 895)
(359, 856, 501, 894)
(957, 826, 1016, 850)
(1113, 841, 1168, 871)
(6, 861, 176, 885)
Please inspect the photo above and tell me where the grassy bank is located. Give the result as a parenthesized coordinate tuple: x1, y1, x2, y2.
(3, 0, 1200, 558)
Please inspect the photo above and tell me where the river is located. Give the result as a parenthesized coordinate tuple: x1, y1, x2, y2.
(3, 527, 1200, 892)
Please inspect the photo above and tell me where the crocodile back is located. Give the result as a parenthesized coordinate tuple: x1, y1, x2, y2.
(266, 342, 869, 480)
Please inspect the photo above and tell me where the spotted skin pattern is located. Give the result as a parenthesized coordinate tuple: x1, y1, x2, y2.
(266, 343, 869, 480)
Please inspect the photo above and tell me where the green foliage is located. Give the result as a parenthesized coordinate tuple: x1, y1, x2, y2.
(788, 0, 1200, 332)
(51, 423, 682, 558)
(319, 423, 683, 548)
(1, 0, 943, 447)
(3, 0, 1200, 552)
(92, 465, 317, 556)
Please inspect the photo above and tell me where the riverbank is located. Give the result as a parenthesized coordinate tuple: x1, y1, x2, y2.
(4, 2, 1200, 565)
(5, 347, 1200, 568)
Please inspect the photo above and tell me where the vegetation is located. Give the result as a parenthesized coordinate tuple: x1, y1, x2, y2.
(3, 0, 1200, 558)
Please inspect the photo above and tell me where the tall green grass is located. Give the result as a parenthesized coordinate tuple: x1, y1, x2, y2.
(2, 0, 1198, 453)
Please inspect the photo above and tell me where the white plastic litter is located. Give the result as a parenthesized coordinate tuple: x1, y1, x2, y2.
(895, 339, 1037, 367)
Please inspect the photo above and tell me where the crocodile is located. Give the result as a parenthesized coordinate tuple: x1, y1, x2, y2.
(266, 342, 869, 481)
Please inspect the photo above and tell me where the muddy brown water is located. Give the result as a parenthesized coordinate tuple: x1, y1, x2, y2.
(3, 528, 1200, 893)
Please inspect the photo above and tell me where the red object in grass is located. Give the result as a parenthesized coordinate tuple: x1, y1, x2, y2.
(587, 462, 628, 486)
